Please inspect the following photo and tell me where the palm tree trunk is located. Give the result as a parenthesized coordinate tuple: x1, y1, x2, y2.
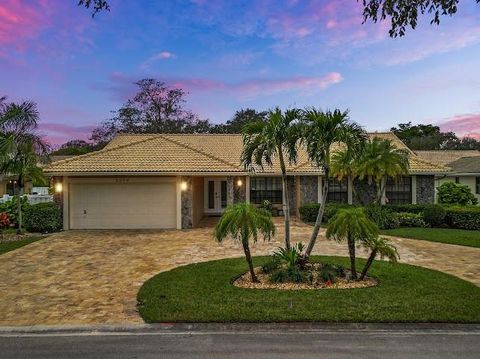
(15, 175, 24, 234)
(359, 250, 377, 280)
(242, 237, 258, 283)
(305, 168, 329, 258)
(375, 177, 386, 204)
(348, 236, 357, 280)
(278, 148, 291, 250)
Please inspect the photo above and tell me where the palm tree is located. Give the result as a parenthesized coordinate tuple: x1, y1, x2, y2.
(326, 207, 378, 280)
(0, 98, 49, 233)
(355, 138, 409, 204)
(330, 146, 362, 204)
(301, 108, 366, 258)
(241, 107, 301, 250)
(214, 203, 275, 282)
(359, 236, 399, 280)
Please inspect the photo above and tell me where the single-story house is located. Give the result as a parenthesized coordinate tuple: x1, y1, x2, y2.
(45, 132, 449, 230)
(415, 150, 480, 202)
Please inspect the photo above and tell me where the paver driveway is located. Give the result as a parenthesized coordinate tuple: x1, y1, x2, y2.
(0, 219, 479, 326)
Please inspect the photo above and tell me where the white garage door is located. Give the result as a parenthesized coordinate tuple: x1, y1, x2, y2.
(69, 180, 177, 229)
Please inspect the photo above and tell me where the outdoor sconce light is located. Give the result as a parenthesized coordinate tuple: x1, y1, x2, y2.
(54, 182, 63, 193)
(180, 181, 188, 191)
(237, 179, 243, 187)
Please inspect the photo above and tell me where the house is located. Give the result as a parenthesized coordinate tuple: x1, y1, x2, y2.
(415, 150, 480, 202)
(44, 132, 449, 230)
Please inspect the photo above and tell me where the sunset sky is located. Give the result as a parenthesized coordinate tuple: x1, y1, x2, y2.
(1, 0, 480, 145)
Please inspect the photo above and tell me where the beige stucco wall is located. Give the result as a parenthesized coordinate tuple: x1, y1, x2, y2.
(436, 176, 480, 203)
(192, 176, 204, 227)
(0, 180, 6, 196)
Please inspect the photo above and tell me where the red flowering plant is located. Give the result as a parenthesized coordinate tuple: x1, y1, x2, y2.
(0, 212, 11, 239)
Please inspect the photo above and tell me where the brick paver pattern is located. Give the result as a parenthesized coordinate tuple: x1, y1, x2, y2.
(0, 219, 479, 326)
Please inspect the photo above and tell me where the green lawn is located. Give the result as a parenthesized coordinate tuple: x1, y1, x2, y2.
(137, 256, 480, 323)
(0, 236, 43, 255)
(381, 227, 480, 248)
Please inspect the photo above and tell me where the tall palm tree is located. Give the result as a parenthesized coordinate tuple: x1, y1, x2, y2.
(359, 236, 399, 280)
(330, 146, 363, 204)
(0, 98, 49, 233)
(355, 138, 409, 204)
(326, 207, 378, 280)
(214, 203, 275, 282)
(241, 107, 301, 250)
(301, 108, 366, 258)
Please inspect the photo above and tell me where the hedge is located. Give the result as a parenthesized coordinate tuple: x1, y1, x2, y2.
(24, 202, 62, 233)
(386, 204, 428, 214)
(298, 203, 352, 223)
(445, 206, 480, 230)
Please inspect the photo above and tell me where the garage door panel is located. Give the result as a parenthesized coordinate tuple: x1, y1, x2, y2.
(70, 181, 176, 229)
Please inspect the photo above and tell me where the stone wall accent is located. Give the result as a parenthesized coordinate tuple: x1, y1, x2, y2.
(181, 176, 193, 229)
(299, 176, 318, 206)
(233, 176, 246, 203)
(353, 178, 377, 205)
(416, 175, 435, 204)
(226, 176, 234, 205)
(286, 176, 297, 214)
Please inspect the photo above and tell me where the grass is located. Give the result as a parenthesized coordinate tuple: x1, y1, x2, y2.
(137, 256, 480, 323)
(381, 227, 480, 248)
(0, 236, 43, 255)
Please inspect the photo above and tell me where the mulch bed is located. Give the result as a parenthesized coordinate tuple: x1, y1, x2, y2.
(234, 266, 378, 290)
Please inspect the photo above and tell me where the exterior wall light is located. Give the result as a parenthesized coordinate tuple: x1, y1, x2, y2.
(54, 182, 63, 193)
(180, 181, 188, 191)
(237, 179, 243, 187)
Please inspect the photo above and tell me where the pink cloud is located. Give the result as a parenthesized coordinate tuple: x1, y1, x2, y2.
(39, 122, 97, 146)
(438, 113, 480, 139)
(98, 71, 343, 101)
(0, 0, 50, 49)
(140, 51, 176, 69)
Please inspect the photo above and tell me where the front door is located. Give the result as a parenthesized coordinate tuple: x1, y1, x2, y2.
(204, 178, 228, 214)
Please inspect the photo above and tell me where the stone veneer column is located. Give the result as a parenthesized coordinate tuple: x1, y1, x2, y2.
(416, 175, 435, 204)
(299, 176, 318, 206)
(181, 176, 193, 229)
(226, 176, 234, 205)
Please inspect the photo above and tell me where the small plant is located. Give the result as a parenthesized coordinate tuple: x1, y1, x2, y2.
(273, 242, 304, 269)
(261, 258, 281, 274)
(269, 266, 312, 284)
(397, 212, 428, 227)
(0, 212, 11, 239)
(364, 205, 399, 229)
(437, 182, 478, 206)
(318, 263, 337, 284)
(360, 236, 399, 280)
(423, 204, 446, 227)
(260, 200, 273, 213)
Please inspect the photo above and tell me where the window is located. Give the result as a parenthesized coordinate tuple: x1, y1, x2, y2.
(327, 177, 348, 203)
(386, 176, 412, 205)
(250, 177, 283, 204)
(455, 176, 460, 184)
(476, 177, 480, 195)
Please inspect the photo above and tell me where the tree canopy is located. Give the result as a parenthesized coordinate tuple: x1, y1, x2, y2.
(361, 0, 480, 37)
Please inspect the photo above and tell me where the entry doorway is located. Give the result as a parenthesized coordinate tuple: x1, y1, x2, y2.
(204, 178, 227, 215)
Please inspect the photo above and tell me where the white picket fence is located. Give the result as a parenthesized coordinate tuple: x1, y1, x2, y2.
(0, 194, 53, 205)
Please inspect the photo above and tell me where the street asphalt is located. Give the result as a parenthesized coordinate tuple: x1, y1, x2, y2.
(1, 323, 479, 358)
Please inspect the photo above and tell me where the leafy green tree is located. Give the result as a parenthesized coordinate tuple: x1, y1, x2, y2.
(0, 98, 49, 233)
(90, 79, 211, 146)
(359, 236, 399, 280)
(51, 139, 96, 156)
(326, 208, 379, 280)
(437, 182, 478, 205)
(212, 109, 267, 134)
(301, 109, 366, 258)
(391, 122, 459, 150)
(78, 0, 109, 16)
(361, 0, 480, 37)
(214, 203, 275, 282)
(241, 108, 302, 250)
(355, 138, 409, 204)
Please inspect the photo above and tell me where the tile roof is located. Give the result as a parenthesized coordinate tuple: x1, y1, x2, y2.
(415, 150, 480, 166)
(45, 132, 450, 175)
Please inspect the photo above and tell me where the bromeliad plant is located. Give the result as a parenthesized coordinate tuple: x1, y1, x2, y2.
(214, 202, 275, 283)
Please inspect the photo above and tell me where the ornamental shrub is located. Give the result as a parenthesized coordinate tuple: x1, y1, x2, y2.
(0, 212, 10, 230)
(397, 212, 428, 227)
(298, 203, 351, 223)
(24, 202, 62, 233)
(445, 206, 480, 230)
(387, 204, 428, 214)
(0, 197, 30, 227)
(364, 205, 399, 229)
(423, 204, 446, 227)
(437, 182, 478, 206)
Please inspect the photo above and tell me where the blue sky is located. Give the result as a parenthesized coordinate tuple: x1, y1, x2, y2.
(1, 0, 480, 145)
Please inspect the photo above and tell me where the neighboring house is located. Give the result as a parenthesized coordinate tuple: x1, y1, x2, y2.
(416, 150, 480, 203)
(45, 132, 449, 230)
